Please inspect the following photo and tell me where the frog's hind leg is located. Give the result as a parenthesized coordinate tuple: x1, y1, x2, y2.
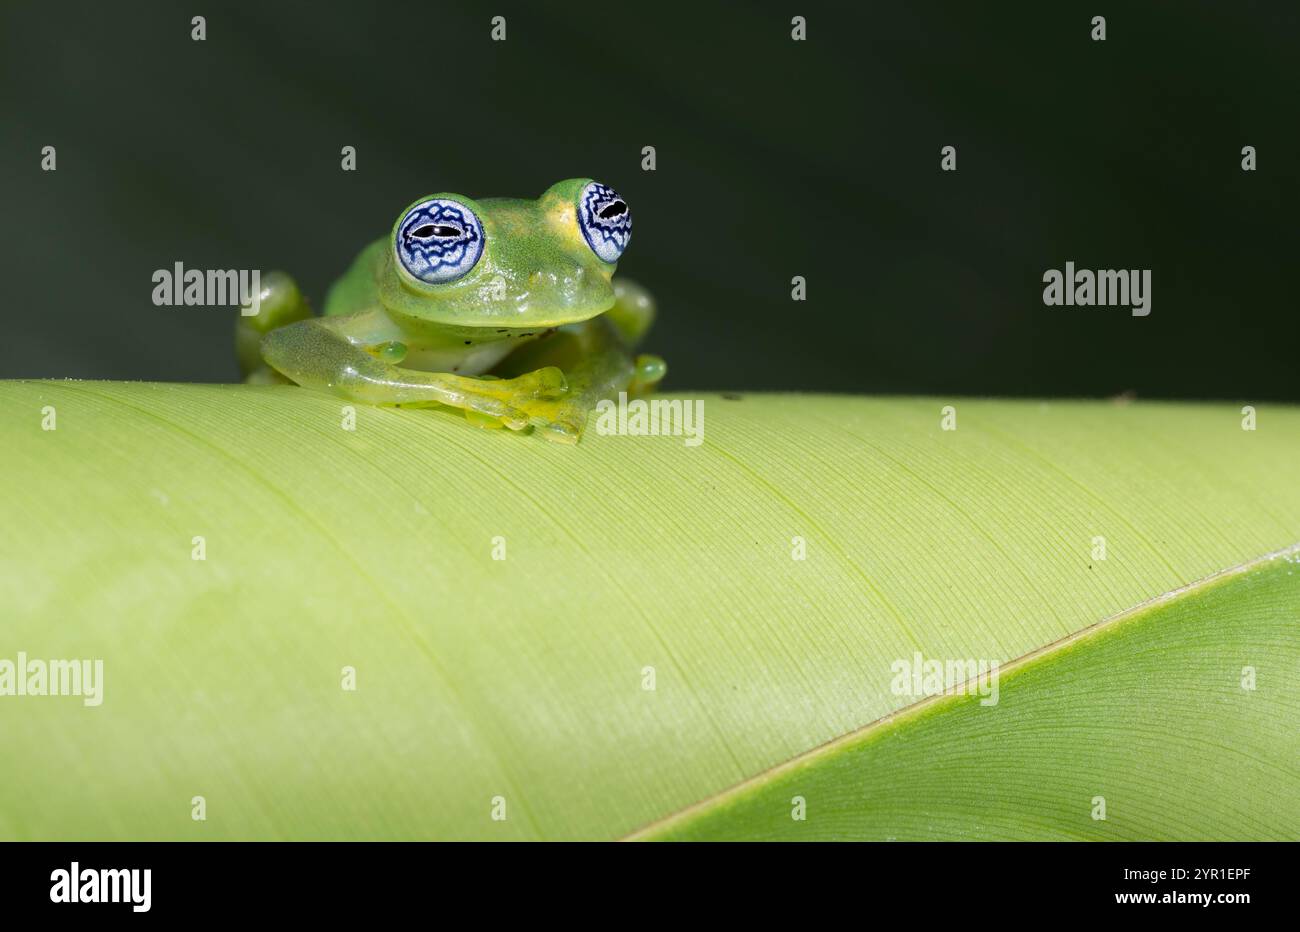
(236, 270, 313, 383)
(598, 278, 666, 395)
(604, 279, 656, 348)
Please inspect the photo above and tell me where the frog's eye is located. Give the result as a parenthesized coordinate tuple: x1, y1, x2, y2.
(577, 181, 631, 263)
(395, 198, 485, 284)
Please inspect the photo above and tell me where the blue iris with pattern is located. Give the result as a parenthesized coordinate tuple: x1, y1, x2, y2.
(578, 182, 631, 263)
(395, 199, 485, 284)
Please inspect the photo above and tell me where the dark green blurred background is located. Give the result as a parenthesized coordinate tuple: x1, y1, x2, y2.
(2, 1, 1295, 398)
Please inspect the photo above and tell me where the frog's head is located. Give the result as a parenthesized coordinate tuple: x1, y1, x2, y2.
(377, 178, 631, 329)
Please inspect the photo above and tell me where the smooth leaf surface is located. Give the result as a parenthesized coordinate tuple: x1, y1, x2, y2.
(642, 550, 1300, 839)
(2, 382, 1297, 840)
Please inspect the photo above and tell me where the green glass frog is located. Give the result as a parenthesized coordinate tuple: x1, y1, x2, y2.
(237, 179, 664, 443)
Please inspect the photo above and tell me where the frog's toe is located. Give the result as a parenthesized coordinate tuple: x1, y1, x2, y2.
(538, 416, 582, 445)
(630, 354, 667, 394)
(497, 392, 588, 443)
(530, 366, 568, 399)
(463, 394, 528, 430)
(526, 400, 590, 444)
(464, 408, 507, 430)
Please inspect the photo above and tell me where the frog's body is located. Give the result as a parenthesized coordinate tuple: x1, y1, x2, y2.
(237, 179, 663, 443)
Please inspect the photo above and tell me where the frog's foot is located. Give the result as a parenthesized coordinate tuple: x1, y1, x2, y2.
(425, 367, 568, 430)
(485, 316, 647, 443)
(401, 368, 567, 431)
(508, 393, 597, 445)
(236, 270, 312, 379)
(452, 372, 586, 441)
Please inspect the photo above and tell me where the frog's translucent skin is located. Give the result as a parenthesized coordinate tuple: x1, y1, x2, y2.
(238, 178, 663, 444)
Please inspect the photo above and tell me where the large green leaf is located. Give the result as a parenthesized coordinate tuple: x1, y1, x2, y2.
(2, 383, 1296, 840)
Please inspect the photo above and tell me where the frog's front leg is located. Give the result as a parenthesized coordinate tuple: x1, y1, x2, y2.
(504, 313, 666, 444)
(260, 315, 565, 429)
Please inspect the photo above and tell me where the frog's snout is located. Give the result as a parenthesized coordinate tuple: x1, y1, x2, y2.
(518, 259, 614, 323)
(528, 264, 585, 289)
